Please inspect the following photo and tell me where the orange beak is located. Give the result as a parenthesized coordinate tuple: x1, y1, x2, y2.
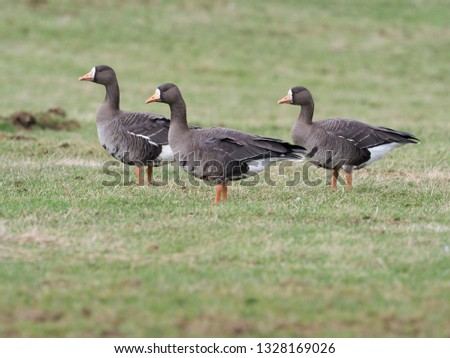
(145, 91, 160, 104)
(78, 69, 95, 81)
(277, 95, 291, 104)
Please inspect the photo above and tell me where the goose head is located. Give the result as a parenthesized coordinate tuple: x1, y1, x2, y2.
(79, 65, 116, 86)
(145, 83, 180, 105)
(278, 86, 312, 106)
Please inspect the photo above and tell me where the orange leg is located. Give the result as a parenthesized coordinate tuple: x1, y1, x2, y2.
(331, 169, 339, 189)
(215, 184, 222, 204)
(147, 166, 153, 185)
(136, 166, 144, 186)
(345, 172, 353, 191)
(221, 184, 228, 202)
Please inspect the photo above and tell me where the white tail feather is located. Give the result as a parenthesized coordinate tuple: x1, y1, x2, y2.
(365, 142, 403, 165)
(156, 144, 174, 162)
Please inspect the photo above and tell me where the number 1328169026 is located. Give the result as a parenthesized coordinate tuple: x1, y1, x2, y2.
(256, 342, 335, 354)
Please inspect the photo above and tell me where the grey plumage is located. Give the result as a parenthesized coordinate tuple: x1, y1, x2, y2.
(173, 127, 305, 183)
(278, 86, 419, 188)
(96, 109, 171, 166)
(312, 118, 419, 169)
(79, 65, 173, 168)
(146, 83, 306, 201)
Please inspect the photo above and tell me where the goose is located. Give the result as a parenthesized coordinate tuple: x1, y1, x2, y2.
(145, 83, 306, 203)
(79, 65, 173, 185)
(278, 86, 419, 190)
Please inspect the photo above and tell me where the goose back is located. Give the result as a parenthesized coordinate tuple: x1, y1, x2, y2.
(177, 127, 304, 183)
(292, 123, 371, 170)
(314, 118, 419, 168)
(98, 110, 172, 166)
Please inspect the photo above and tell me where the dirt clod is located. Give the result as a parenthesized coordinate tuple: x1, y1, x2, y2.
(2, 107, 80, 131)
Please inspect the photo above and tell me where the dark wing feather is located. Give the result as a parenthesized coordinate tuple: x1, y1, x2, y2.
(316, 118, 419, 149)
(183, 128, 304, 182)
(119, 111, 170, 145)
(201, 128, 305, 163)
(104, 111, 170, 164)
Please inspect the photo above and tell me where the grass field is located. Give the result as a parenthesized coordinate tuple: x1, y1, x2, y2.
(1, 0, 449, 337)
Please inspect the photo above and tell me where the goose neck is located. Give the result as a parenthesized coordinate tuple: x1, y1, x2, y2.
(169, 99, 189, 132)
(104, 81, 120, 111)
(298, 101, 314, 125)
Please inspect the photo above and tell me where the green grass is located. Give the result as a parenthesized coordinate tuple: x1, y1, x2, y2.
(1, 0, 449, 337)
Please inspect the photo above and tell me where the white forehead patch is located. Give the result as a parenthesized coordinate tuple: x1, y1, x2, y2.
(155, 88, 161, 99)
(89, 66, 96, 80)
(288, 89, 293, 102)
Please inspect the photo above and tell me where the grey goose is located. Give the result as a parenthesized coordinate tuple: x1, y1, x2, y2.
(278, 86, 419, 189)
(146, 83, 307, 203)
(79, 65, 173, 185)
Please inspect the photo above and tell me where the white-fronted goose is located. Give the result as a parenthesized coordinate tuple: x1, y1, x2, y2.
(145, 83, 306, 203)
(79, 65, 173, 185)
(278, 86, 419, 190)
